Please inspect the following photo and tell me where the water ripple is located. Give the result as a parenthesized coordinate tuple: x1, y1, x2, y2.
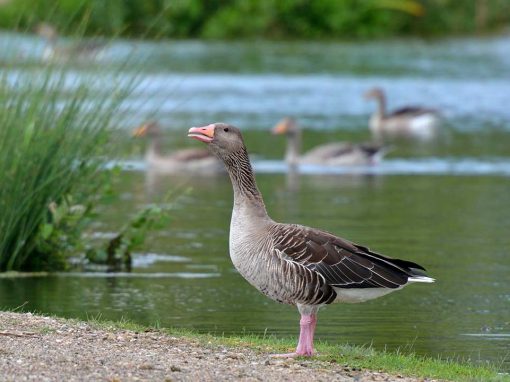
(58, 272, 220, 279)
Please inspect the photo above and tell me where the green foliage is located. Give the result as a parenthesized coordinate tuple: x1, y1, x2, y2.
(85, 203, 172, 272)
(31, 196, 89, 271)
(0, 64, 135, 271)
(0, 0, 508, 40)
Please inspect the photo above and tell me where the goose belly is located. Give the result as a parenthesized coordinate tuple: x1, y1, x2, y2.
(333, 286, 402, 303)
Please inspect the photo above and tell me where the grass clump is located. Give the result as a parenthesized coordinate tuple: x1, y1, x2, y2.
(0, 64, 135, 271)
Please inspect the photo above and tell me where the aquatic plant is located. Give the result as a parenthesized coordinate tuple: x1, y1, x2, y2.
(85, 203, 173, 272)
(0, 64, 135, 271)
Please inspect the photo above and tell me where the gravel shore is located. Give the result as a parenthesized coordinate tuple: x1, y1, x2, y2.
(0, 311, 437, 382)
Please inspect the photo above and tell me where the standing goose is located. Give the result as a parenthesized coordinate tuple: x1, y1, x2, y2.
(364, 87, 440, 141)
(188, 123, 434, 357)
(272, 117, 387, 166)
(134, 121, 223, 174)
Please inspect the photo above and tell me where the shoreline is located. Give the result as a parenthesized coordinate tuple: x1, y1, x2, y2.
(0, 311, 505, 381)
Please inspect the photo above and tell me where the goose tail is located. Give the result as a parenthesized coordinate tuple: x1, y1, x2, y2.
(408, 276, 435, 283)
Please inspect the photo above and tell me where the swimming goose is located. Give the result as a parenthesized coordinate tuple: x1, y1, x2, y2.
(188, 123, 434, 357)
(36, 23, 105, 62)
(272, 117, 387, 166)
(364, 87, 440, 140)
(134, 121, 223, 174)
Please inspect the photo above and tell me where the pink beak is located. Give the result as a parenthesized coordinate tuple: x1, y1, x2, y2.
(188, 124, 215, 143)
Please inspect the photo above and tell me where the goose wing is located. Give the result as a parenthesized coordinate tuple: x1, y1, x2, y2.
(271, 223, 427, 289)
(389, 106, 438, 117)
(358, 143, 387, 157)
(302, 142, 355, 161)
(303, 142, 386, 162)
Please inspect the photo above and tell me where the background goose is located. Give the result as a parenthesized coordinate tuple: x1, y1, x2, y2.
(364, 87, 440, 141)
(134, 121, 223, 174)
(36, 22, 105, 62)
(272, 117, 386, 166)
(188, 123, 434, 357)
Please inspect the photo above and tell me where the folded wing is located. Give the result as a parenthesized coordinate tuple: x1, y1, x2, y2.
(271, 223, 429, 290)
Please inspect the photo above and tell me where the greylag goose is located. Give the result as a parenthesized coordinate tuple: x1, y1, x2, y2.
(272, 117, 387, 166)
(134, 121, 223, 174)
(188, 123, 434, 357)
(36, 23, 105, 62)
(364, 87, 440, 141)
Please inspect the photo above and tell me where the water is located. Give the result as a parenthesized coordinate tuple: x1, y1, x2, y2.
(1, 32, 510, 370)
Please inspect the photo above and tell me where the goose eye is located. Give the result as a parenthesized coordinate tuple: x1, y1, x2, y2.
(223, 127, 229, 132)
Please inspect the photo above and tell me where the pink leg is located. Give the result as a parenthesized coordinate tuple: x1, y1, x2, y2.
(272, 313, 317, 358)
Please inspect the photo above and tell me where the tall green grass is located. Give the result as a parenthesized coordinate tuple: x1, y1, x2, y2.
(0, 64, 136, 271)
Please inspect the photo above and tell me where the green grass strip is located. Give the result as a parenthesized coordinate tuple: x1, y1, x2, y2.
(84, 316, 508, 382)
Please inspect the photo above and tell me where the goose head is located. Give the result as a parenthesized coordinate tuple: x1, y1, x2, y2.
(188, 123, 245, 159)
(133, 121, 163, 138)
(364, 87, 385, 101)
(271, 117, 298, 137)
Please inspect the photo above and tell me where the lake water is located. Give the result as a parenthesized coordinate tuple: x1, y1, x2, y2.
(1, 32, 509, 370)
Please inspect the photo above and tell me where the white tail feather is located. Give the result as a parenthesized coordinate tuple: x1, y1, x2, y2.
(409, 276, 435, 283)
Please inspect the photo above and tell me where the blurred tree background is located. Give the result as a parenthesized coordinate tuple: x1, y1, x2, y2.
(0, 0, 508, 39)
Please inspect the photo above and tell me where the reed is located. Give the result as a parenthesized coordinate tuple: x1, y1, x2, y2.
(0, 63, 136, 271)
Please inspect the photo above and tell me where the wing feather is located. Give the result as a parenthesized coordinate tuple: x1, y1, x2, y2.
(271, 223, 427, 290)
(389, 106, 438, 117)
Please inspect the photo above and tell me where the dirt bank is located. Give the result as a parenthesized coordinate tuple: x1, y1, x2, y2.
(0, 311, 436, 381)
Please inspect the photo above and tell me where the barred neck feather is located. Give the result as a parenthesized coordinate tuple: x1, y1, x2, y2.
(222, 146, 267, 213)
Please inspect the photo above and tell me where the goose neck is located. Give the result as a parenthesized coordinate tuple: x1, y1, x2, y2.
(285, 130, 301, 166)
(375, 94, 387, 118)
(148, 137, 163, 157)
(223, 147, 268, 217)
